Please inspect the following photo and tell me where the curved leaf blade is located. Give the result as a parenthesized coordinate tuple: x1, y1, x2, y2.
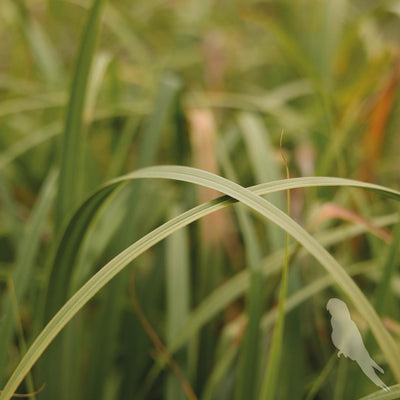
(1, 168, 400, 399)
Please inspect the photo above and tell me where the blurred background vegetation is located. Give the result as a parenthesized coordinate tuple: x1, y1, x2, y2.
(1, 0, 400, 399)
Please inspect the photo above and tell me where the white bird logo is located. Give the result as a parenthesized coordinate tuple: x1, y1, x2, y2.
(327, 298, 390, 392)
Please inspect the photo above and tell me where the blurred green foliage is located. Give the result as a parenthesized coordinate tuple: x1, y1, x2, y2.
(1, 0, 400, 399)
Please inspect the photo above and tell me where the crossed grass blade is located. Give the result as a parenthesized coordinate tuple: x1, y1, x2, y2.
(1, 167, 400, 399)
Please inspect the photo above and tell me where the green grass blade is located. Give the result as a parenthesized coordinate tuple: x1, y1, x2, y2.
(165, 205, 191, 400)
(41, 69, 181, 399)
(66, 0, 151, 63)
(102, 2, 151, 63)
(202, 344, 238, 400)
(237, 112, 284, 250)
(304, 353, 337, 400)
(219, 140, 265, 400)
(202, 316, 242, 400)
(357, 385, 400, 400)
(0, 170, 57, 383)
(259, 145, 291, 400)
(120, 166, 400, 382)
(6, 277, 37, 399)
(44, 184, 120, 322)
(374, 222, 400, 314)
(136, 72, 182, 169)
(0, 123, 61, 172)
(84, 274, 127, 400)
(234, 264, 265, 400)
(164, 251, 284, 367)
(165, 246, 385, 364)
(0, 173, 22, 247)
(14, 169, 58, 301)
(33, 173, 400, 325)
(55, 0, 105, 232)
(320, 0, 347, 86)
(106, 117, 140, 179)
(114, 70, 182, 250)
(0, 94, 65, 119)
(140, 259, 376, 396)
(38, 185, 122, 400)
(12, 0, 62, 85)
(2, 168, 400, 399)
(84, 51, 112, 124)
(354, 221, 400, 398)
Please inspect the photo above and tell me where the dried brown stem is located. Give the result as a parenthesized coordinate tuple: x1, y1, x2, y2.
(0, 384, 46, 398)
(129, 274, 198, 400)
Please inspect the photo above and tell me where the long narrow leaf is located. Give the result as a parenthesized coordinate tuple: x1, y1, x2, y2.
(55, 0, 105, 232)
(0, 170, 57, 383)
(219, 141, 265, 400)
(2, 168, 400, 399)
